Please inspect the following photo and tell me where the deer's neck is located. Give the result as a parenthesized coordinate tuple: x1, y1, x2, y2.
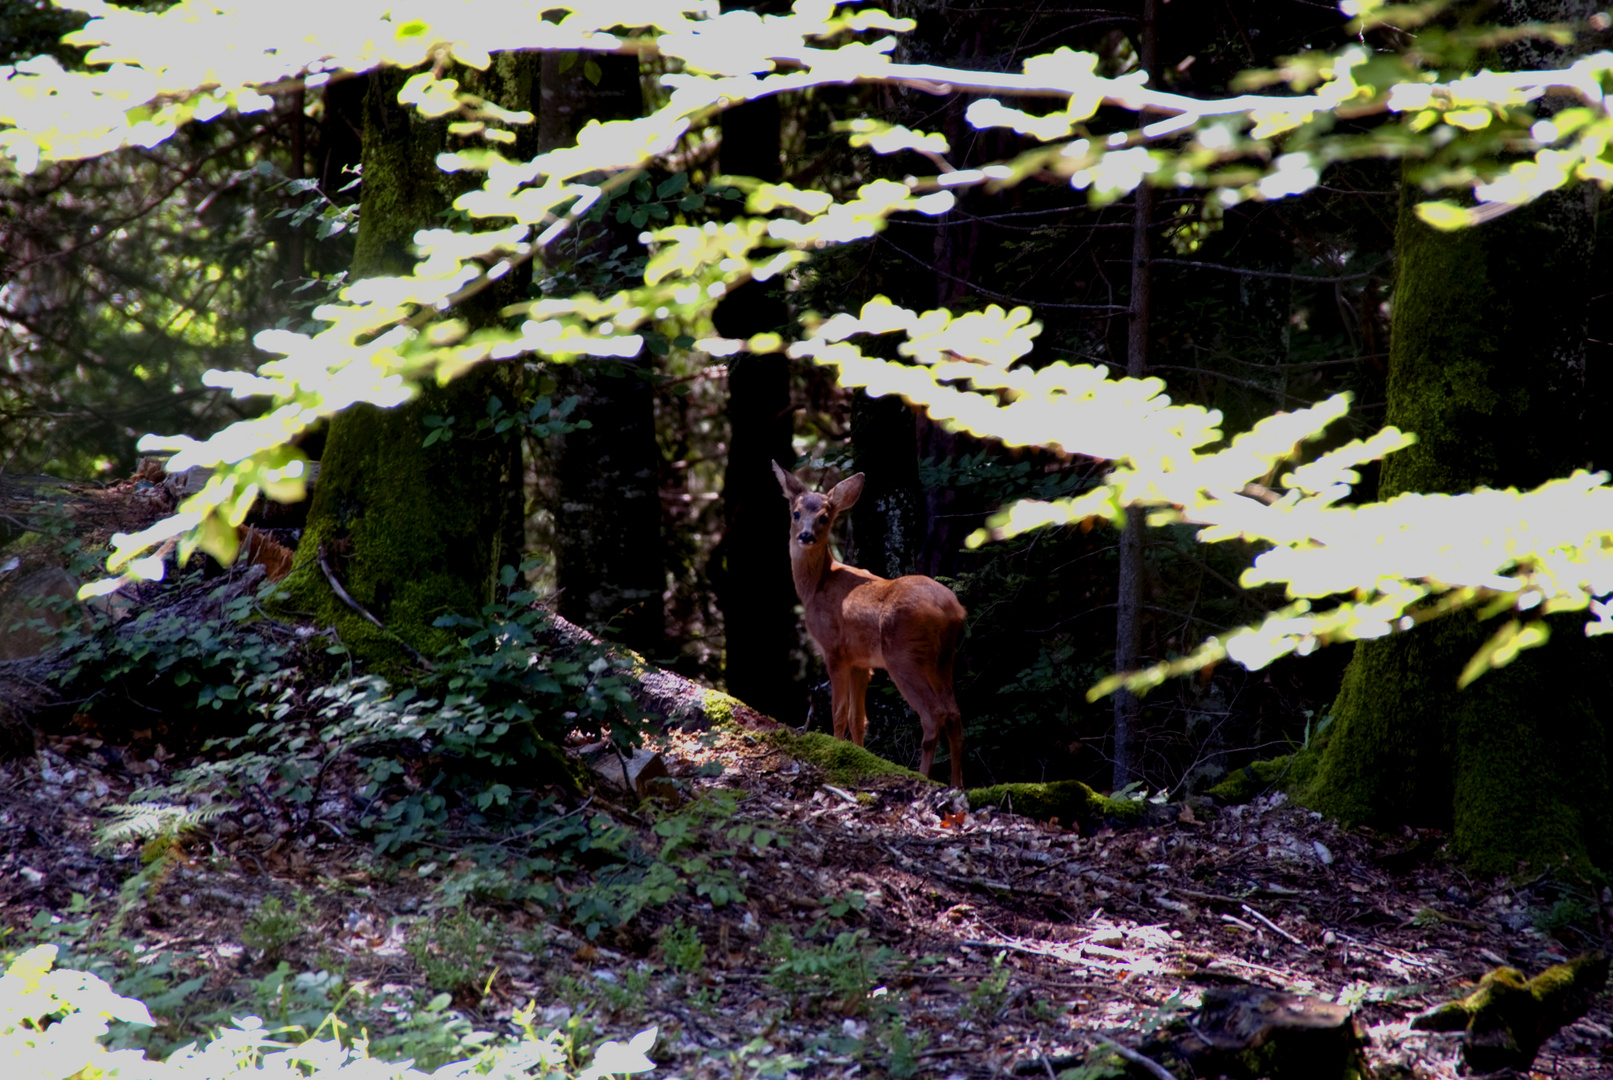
(788, 540, 835, 605)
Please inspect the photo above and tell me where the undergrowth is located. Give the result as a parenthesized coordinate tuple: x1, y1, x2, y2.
(50, 560, 794, 944)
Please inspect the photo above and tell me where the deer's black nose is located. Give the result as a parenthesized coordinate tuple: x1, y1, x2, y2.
(797, 530, 815, 545)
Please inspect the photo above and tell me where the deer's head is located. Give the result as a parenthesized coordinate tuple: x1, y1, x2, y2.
(772, 463, 865, 550)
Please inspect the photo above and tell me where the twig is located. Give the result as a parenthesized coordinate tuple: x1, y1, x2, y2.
(1096, 1035, 1179, 1080)
(316, 544, 435, 671)
(1241, 902, 1303, 945)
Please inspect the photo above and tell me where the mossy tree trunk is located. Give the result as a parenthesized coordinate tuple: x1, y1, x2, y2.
(1305, 44, 1612, 871)
(282, 61, 531, 661)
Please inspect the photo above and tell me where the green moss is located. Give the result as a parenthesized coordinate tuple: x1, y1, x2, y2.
(763, 730, 925, 785)
(967, 780, 1138, 825)
(1206, 751, 1320, 804)
(1413, 953, 1610, 1072)
(701, 688, 739, 730)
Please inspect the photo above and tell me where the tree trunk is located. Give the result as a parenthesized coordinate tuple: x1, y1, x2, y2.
(540, 53, 665, 657)
(1307, 2, 1611, 869)
(846, 391, 925, 580)
(712, 41, 800, 721)
(1112, 0, 1158, 792)
(283, 62, 530, 660)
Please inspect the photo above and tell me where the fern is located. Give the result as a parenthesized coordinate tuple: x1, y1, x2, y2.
(95, 801, 227, 853)
(95, 802, 228, 933)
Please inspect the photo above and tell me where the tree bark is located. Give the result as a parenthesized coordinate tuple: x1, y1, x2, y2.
(846, 391, 925, 580)
(283, 62, 530, 660)
(540, 53, 666, 656)
(712, 40, 800, 722)
(1307, 0, 1611, 871)
(1112, 0, 1158, 792)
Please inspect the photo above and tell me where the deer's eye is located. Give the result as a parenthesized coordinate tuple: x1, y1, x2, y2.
(792, 510, 800, 519)
(819, 514, 829, 526)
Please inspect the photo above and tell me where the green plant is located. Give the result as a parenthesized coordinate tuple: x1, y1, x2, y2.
(964, 951, 1012, 1027)
(0, 943, 659, 1079)
(877, 1015, 930, 1079)
(724, 1035, 811, 1080)
(761, 926, 891, 1017)
(95, 801, 227, 934)
(816, 890, 868, 922)
(51, 572, 297, 719)
(422, 392, 589, 447)
(657, 919, 706, 979)
(240, 893, 315, 963)
(646, 789, 783, 909)
(1533, 895, 1597, 938)
(405, 908, 501, 997)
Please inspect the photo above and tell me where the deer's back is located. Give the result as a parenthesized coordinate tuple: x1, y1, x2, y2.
(806, 567, 964, 670)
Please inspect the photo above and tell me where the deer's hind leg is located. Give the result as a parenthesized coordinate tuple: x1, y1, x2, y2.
(887, 658, 963, 787)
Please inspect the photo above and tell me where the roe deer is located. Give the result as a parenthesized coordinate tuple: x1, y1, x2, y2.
(772, 463, 967, 787)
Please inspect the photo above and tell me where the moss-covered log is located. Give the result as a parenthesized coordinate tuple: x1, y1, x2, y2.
(1411, 952, 1609, 1072)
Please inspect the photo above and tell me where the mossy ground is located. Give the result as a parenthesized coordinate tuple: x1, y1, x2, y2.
(762, 729, 927, 786)
(967, 780, 1141, 827)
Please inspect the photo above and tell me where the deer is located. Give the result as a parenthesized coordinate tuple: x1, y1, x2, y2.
(772, 463, 968, 788)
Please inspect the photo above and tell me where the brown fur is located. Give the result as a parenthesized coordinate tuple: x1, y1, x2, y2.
(773, 464, 967, 787)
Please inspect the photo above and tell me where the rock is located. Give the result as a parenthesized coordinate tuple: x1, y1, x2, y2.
(575, 742, 677, 803)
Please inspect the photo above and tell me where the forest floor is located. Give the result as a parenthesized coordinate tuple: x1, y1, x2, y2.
(1, 713, 1610, 1080)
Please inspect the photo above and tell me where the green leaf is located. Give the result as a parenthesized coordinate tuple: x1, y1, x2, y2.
(1415, 200, 1474, 231)
(656, 172, 689, 198)
(583, 59, 602, 85)
(1458, 619, 1551, 688)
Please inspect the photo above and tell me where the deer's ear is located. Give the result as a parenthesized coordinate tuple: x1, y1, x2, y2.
(828, 472, 865, 511)
(772, 461, 805, 498)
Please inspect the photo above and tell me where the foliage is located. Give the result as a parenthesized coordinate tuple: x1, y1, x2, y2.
(7, 2, 1609, 702)
(240, 893, 316, 963)
(405, 908, 501, 996)
(0, 942, 658, 1080)
(428, 565, 650, 751)
(655, 919, 705, 978)
(962, 951, 1012, 1027)
(421, 392, 589, 447)
(49, 570, 298, 718)
(650, 787, 780, 907)
(761, 925, 893, 1016)
(93, 799, 229, 934)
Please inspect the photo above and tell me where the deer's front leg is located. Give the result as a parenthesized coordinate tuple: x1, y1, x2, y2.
(828, 660, 854, 741)
(848, 666, 871, 746)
